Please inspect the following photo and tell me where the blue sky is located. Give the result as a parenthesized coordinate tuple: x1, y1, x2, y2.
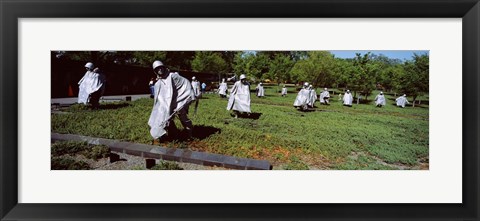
(329, 50, 429, 61)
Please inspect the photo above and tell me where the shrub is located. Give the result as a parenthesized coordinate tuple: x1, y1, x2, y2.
(51, 157, 90, 170)
(150, 160, 184, 170)
(51, 141, 88, 156)
(84, 145, 110, 160)
(52, 141, 110, 161)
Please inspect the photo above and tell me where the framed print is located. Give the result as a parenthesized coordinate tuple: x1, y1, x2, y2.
(1, 0, 479, 220)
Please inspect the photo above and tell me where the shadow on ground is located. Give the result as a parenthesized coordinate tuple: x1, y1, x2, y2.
(260, 94, 284, 97)
(161, 125, 222, 142)
(296, 108, 316, 112)
(230, 112, 263, 119)
(192, 125, 221, 139)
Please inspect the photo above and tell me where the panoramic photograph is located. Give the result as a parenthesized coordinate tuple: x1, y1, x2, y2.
(51, 50, 429, 170)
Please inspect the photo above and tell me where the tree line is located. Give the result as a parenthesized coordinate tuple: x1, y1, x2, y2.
(53, 51, 429, 103)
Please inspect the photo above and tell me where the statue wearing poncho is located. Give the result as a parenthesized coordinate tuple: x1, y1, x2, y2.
(256, 83, 265, 97)
(395, 94, 409, 108)
(320, 88, 330, 104)
(343, 91, 353, 106)
(375, 92, 386, 107)
(78, 63, 105, 105)
(294, 83, 311, 110)
(218, 79, 228, 97)
(227, 77, 251, 113)
(191, 77, 201, 98)
(281, 86, 287, 96)
(148, 71, 195, 140)
(78, 69, 94, 104)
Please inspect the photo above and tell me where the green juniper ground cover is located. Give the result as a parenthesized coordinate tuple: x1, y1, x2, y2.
(51, 141, 110, 170)
(51, 140, 184, 170)
(51, 86, 429, 170)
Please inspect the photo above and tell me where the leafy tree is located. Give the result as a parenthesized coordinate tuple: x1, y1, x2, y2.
(251, 53, 270, 80)
(219, 51, 237, 73)
(290, 51, 336, 87)
(351, 52, 379, 99)
(165, 51, 195, 70)
(289, 51, 308, 61)
(191, 51, 228, 74)
(332, 58, 356, 90)
(53, 51, 112, 65)
(257, 51, 283, 60)
(369, 54, 404, 92)
(232, 51, 269, 81)
(396, 53, 429, 106)
(371, 53, 403, 66)
(266, 54, 294, 83)
(132, 51, 167, 67)
(378, 64, 404, 93)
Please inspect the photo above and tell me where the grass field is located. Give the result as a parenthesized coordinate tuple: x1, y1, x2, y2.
(51, 85, 429, 170)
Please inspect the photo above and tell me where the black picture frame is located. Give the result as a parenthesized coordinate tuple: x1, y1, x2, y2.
(1, 0, 479, 220)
